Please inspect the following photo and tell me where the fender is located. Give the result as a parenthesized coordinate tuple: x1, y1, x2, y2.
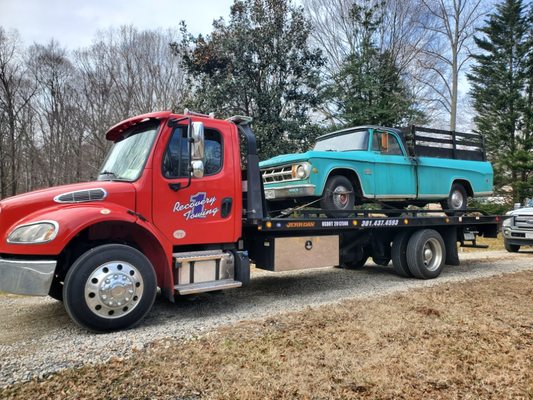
(1, 203, 176, 295)
(2, 204, 138, 255)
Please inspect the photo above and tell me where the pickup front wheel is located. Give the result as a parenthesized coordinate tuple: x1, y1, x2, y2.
(63, 244, 157, 332)
(320, 175, 355, 218)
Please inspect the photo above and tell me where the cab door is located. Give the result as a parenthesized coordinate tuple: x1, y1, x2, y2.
(371, 130, 417, 199)
(151, 121, 238, 245)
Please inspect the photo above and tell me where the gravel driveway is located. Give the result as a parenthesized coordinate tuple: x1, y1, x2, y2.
(1, 250, 532, 387)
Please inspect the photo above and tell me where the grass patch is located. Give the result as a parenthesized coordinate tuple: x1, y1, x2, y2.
(460, 234, 505, 252)
(2, 270, 532, 399)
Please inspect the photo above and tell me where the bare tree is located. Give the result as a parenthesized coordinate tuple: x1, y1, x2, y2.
(74, 26, 187, 175)
(418, 0, 485, 130)
(0, 28, 36, 197)
(303, 0, 439, 123)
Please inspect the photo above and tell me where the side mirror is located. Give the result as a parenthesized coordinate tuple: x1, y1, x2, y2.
(191, 160, 204, 179)
(191, 121, 205, 161)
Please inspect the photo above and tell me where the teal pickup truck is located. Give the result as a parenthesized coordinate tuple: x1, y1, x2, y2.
(260, 125, 493, 216)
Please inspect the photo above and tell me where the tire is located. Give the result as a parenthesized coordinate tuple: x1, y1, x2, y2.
(320, 175, 355, 218)
(342, 247, 369, 269)
(48, 277, 64, 301)
(63, 244, 157, 332)
(504, 239, 520, 253)
(406, 229, 446, 279)
(441, 183, 467, 214)
(391, 230, 413, 278)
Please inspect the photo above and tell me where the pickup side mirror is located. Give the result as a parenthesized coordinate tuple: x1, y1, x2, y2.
(190, 121, 205, 178)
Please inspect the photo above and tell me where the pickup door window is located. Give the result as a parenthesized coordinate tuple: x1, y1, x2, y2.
(372, 131, 417, 199)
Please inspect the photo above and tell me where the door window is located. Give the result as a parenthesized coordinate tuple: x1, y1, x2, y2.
(373, 132, 403, 155)
(163, 127, 223, 178)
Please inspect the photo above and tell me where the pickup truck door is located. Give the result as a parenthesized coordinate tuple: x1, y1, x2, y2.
(151, 122, 238, 245)
(371, 130, 417, 199)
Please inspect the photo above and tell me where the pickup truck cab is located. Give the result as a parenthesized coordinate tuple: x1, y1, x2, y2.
(261, 125, 493, 216)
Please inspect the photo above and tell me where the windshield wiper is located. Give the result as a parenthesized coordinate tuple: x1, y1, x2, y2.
(99, 170, 118, 180)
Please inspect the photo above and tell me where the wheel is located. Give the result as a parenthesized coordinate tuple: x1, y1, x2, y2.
(63, 244, 157, 332)
(48, 277, 64, 301)
(504, 239, 520, 253)
(342, 247, 369, 269)
(406, 229, 446, 279)
(441, 183, 467, 214)
(320, 175, 355, 218)
(391, 230, 413, 278)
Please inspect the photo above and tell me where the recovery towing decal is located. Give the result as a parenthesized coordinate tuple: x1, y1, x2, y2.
(173, 192, 219, 220)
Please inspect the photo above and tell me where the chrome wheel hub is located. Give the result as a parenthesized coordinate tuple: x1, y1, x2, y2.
(333, 185, 350, 209)
(84, 261, 143, 319)
(422, 238, 443, 272)
(451, 190, 464, 209)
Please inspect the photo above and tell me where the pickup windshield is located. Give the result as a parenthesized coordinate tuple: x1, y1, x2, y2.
(313, 130, 369, 151)
(98, 121, 159, 182)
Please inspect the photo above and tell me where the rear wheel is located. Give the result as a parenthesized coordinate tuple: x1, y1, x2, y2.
(441, 183, 467, 214)
(406, 229, 446, 279)
(391, 230, 413, 278)
(342, 247, 369, 269)
(320, 175, 355, 218)
(64, 244, 157, 332)
(504, 240, 520, 253)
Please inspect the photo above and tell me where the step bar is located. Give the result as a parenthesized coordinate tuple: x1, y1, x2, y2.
(174, 279, 242, 295)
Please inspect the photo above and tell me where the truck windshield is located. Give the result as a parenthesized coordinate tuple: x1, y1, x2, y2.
(313, 130, 369, 151)
(98, 121, 159, 182)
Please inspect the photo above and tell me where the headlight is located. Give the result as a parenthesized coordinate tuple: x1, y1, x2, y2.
(502, 217, 513, 227)
(292, 162, 311, 179)
(7, 221, 59, 244)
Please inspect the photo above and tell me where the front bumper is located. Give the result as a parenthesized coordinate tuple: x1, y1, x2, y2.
(0, 257, 57, 296)
(264, 184, 316, 200)
(503, 227, 533, 246)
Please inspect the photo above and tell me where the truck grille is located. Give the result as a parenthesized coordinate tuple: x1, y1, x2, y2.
(54, 188, 107, 203)
(262, 166, 295, 183)
(514, 215, 533, 230)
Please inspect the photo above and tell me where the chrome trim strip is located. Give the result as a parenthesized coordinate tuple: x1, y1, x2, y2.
(374, 194, 418, 199)
(54, 188, 108, 203)
(0, 258, 57, 296)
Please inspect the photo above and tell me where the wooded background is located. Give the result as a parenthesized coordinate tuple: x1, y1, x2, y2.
(0, 0, 532, 203)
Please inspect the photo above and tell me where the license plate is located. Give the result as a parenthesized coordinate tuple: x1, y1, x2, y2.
(463, 232, 475, 241)
(265, 190, 275, 200)
(526, 232, 533, 239)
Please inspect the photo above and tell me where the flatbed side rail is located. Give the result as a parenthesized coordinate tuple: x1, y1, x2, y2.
(252, 214, 500, 232)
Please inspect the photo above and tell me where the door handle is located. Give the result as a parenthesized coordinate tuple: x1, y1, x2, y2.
(168, 183, 181, 191)
(221, 197, 233, 218)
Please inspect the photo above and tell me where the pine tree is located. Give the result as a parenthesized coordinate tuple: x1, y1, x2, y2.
(174, 0, 324, 160)
(468, 0, 532, 202)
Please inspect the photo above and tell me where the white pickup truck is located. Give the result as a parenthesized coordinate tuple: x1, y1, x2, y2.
(503, 204, 533, 252)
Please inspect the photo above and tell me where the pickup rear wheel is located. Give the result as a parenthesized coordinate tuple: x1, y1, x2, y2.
(406, 229, 446, 279)
(63, 244, 157, 332)
(441, 183, 467, 214)
(320, 175, 355, 218)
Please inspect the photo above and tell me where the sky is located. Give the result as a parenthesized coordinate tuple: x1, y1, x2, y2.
(0, 0, 234, 49)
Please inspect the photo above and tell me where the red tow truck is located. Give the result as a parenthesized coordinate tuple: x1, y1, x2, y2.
(0, 111, 500, 331)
